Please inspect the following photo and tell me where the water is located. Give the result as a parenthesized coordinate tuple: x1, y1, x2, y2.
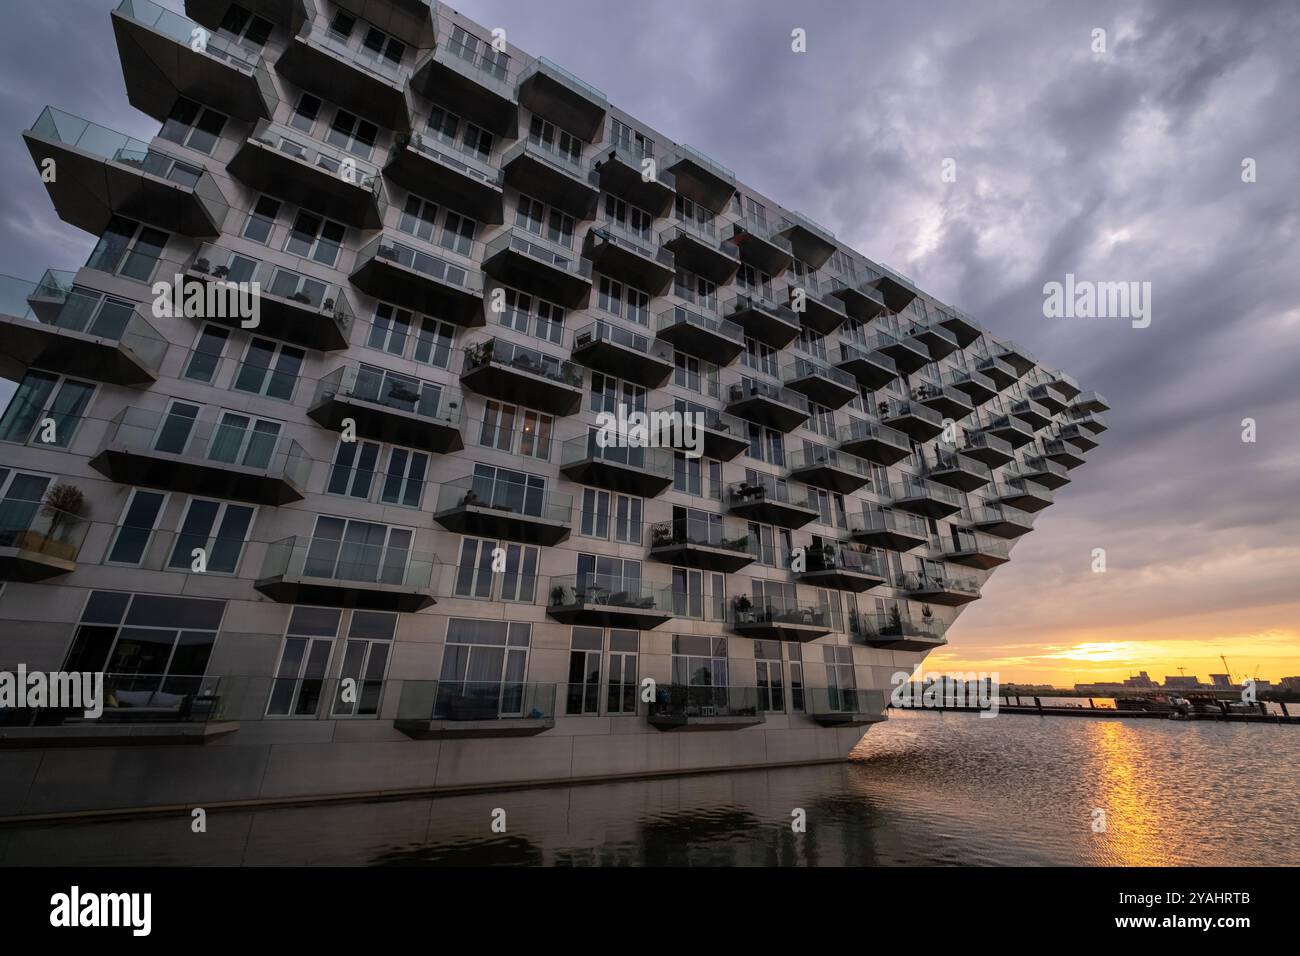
(3, 710, 1295, 866)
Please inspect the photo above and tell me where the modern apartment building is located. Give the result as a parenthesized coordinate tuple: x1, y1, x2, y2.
(0, 0, 1107, 816)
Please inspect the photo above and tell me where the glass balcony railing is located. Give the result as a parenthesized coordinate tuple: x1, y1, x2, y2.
(779, 210, 836, 243)
(573, 319, 672, 363)
(485, 227, 592, 280)
(314, 364, 461, 425)
(901, 570, 980, 597)
(547, 574, 673, 614)
(463, 336, 584, 387)
(787, 446, 871, 479)
(356, 234, 483, 293)
(519, 56, 608, 106)
(836, 418, 911, 453)
(960, 430, 1013, 459)
(648, 685, 761, 721)
(667, 143, 735, 183)
(396, 128, 502, 186)
(655, 400, 744, 441)
(802, 543, 885, 577)
(504, 135, 598, 188)
(434, 474, 572, 523)
(395, 681, 556, 722)
(927, 449, 992, 481)
(730, 595, 831, 629)
(806, 687, 887, 717)
(117, 0, 268, 71)
(725, 379, 810, 414)
(187, 243, 355, 332)
(260, 535, 436, 591)
(561, 432, 674, 476)
(247, 118, 383, 194)
(304, 20, 406, 86)
(590, 220, 675, 268)
(880, 399, 943, 427)
(965, 503, 1036, 528)
(655, 304, 743, 343)
(933, 533, 1010, 562)
(649, 517, 748, 554)
(726, 478, 817, 511)
(852, 611, 946, 642)
(847, 509, 929, 539)
(602, 142, 675, 190)
(784, 357, 856, 390)
(0, 498, 91, 565)
(891, 478, 962, 508)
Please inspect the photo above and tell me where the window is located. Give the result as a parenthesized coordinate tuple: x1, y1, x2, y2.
(288, 92, 321, 134)
(466, 463, 550, 517)
(746, 422, 785, 466)
(815, 588, 845, 633)
(448, 25, 509, 80)
(607, 630, 639, 714)
(242, 195, 281, 244)
(674, 268, 716, 311)
(603, 194, 653, 238)
(824, 645, 857, 709)
(361, 22, 405, 66)
(284, 211, 345, 267)
(182, 325, 230, 384)
(437, 619, 531, 717)
(528, 116, 582, 163)
(673, 351, 719, 396)
(440, 210, 477, 256)
(367, 302, 414, 356)
(576, 553, 641, 594)
(580, 489, 641, 542)
(267, 606, 340, 717)
(798, 327, 828, 361)
(0, 371, 94, 448)
(208, 411, 281, 469)
(304, 516, 415, 585)
(479, 401, 553, 460)
(106, 489, 166, 566)
(167, 499, 255, 573)
(738, 262, 772, 299)
(217, 3, 272, 49)
(589, 373, 646, 414)
(398, 194, 439, 243)
(327, 439, 380, 499)
(671, 567, 708, 619)
(380, 447, 429, 508)
(675, 194, 711, 227)
(610, 118, 653, 157)
(0, 470, 54, 547)
(233, 337, 305, 400)
(453, 537, 538, 602)
(331, 611, 396, 717)
(153, 401, 200, 454)
(755, 640, 785, 713)
(325, 109, 379, 160)
(566, 627, 602, 715)
(413, 316, 455, 368)
(86, 217, 169, 282)
(158, 97, 227, 155)
(807, 402, 836, 438)
(789, 646, 805, 711)
(744, 337, 779, 377)
(671, 635, 727, 686)
(516, 193, 574, 247)
(497, 287, 566, 346)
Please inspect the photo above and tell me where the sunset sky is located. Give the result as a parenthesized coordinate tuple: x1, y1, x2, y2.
(1, 0, 1297, 688)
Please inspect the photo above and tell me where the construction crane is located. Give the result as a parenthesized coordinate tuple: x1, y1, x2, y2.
(1221, 656, 1232, 681)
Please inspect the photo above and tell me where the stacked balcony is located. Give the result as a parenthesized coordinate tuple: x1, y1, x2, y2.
(730, 596, 833, 643)
(834, 342, 897, 389)
(881, 399, 945, 442)
(394, 681, 556, 740)
(559, 433, 674, 498)
(649, 517, 753, 573)
(931, 531, 1011, 570)
(0, 487, 89, 583)
(945, 366, 998, 405)
(787, 446, 871, 494)
(480, 226, 592, 309)
(592, 143, 676, 217)
(924, 449, 992, 493)
(1042, 436, 1088, 470)
(864, 329, 930, 375)
(433, 475, 572, 546)
(976, 355, 1020, 390)
(724, 292, 802, 349)
(659, 220, 739, 285)
(308, 363, 464, 453)
(994, 340, 1037, 378)
(777, 212, 837, 270)
(1027, 382, 1067, 415)
(654, 401, 749, 461)
(409, 24, 518, 137)
(726, 479, 819, 529)
(847, 509, 928, 552)
(836, 418, 911, 466)
(912, 381, 974, 420)
(1047, 370, 1082, 402)
(1070, 390, 1111, 415)
(724, 218, 793, 276)
(806, 688, 888, 728)
(655, 305, 744, 366)
(964, 503, 1035, 538)
(990, 477, 1055, 514)
(647, 686, 765, 732)
(351, 234, 484, 323)
(517, 57, 608, 142)
(787, 276, 848, 335)
(25, 106, 229, 237)
(584, 222, 676, 293)
(546, 574, 674, 630)
(957, 430, 1015, 468)
(460, 336, 584, 416)
(936, 308, 983, 348)
(1069, 411, 1109, 434)
(890, 477, 963, 520)
(1011, 397, 1054, 431)
(783, 357, 857, 408)
(901, 570, 981, 607)
(502, 137, 601, 219)
(662, 144, 736, 214)
(905, 319, 960, 361)
(113, 0, 278, 121)
(1058, 422, 1100, 451)
(867, 268, 921, 312)
(854, 611, 947, 652)
(797, 543, 886, 593)
(570, 319, 674, 387)
(0, 272, 166, 388)
(828, 274, 887, 321)
(274, 18, 410, 128)
(724, 379, 809, 432)
(1012, 456, 1071, 490)
(185, 243, 353, 350)
(384, 128, 505, 224)
(976, 411, 1036, 449)
(254, 536, 436, 612)
(89, 407, 309, 505)
(184, 0, 311, 37)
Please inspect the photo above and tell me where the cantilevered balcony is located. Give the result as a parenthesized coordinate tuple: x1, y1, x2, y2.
(663, 144, 736, 213)
(905, 319, 960, 361)
(724, 379, 809, 432)
(655, 305, 744, 366)
(783, 357, 857, 408)
(559, 433, 674, 498)
(994, 341, 1037, 378)
(1047, 371, 1082, 401)
(777, 212, 837, 269)
(836, 418, 911, 466)
(787, 276, 848, 335)
(847, 509, 928, 553)
(853, 611, 948, 652)
(394, 681, 556, 740)
(25, 106, 229, 237)
(901, 571, 981, 607)
(834, 342, 897, 389)
(1011, 397, 1054, 431)
(976, 355, 1020, 390)
(976, 412, 1035, 449)
(957, 430, 1015, 468)
(864, 329, 930, 375)
(113, 0, 278, 121)
(89, 407, 309, 505)
(806, 688, 888, 727)
(881, 399, 945, 442)
(724, 291, 802, 349)
(724, 218, 793, 276)
(890, 477, 963, 520)
(274, 20, 409, 128)
(788, 446, 871, 493)
(308, 363, 464, 453)
(655, 402, 749, 461)
(649, 517, 753, 573)
(584, 222, 676, 293)
(409, 32, 518, 137)
(868, 268, 920, 312)
(571, 319, 674, 387)
(184, 0, 311, 36)
(229, 119, 385, 229)
(1057, 422, 1100, 451)
(912, 381, 974, 420)
(328, 0, 436, 47)
(1027, 382, 1067, 415)
(945, 367, 998, 405)
(1069, 411, 1109, 434)
(185, 243, 353, 350)
(480, 227, 593, 308)
(351, 234, 484, 323)
(924, 449, 992, 493)
(828, 274, 887, 321)
(964, 503, 1035, 538)
(647, 685, 765, 732)
(659, 220, 739, 284)
(592, 143, 676, 216)
(384, 129, 504, 224)
(0, 272, 165, 388)
(1042, 437, 1088, 470)
(1012, 456, 1071, 490)
(730, 597, 832, 642)
(1071, 390, 1111, 415)
(433, 475, 572, 546)
(0, 498, 89, 583)
(255, 536, 436, 612)
(797, 543, 886, 593)
(460, 337, 584, 416)
(726, 479, 819, 529)
(932, 531, 1010, 570)
(936, 308, 983, 348)
(502, 137, 600, 219)
(517, 57, 608, 142)
(546, 574, 674, 630)
(990, 477, 1055, 513)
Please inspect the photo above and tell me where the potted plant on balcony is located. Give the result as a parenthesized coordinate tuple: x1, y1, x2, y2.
(27, 483, 87, 561)
(289, 290, 312, 304)
(732, 594, 754, 623)
(212, 264, 230, 279)
(887, 605, 903, 635)
(650, 522, 672, 547)
(550, 584, 568, 606)
(192, 257, 211, 274)
(921, 603, 934, 622)
(463, 340, 494, 369)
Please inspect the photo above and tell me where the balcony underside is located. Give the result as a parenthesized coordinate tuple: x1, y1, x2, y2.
(850, 527, 925, 552)
(0, 545, 77, 583)
(926, 464, 990, 493)
(668, 160, 734, 214)
(394, 717, 554, 740)
(253, 576, 434, 613)
(480, 245, 591, 309)
(559, 458, 673, 498)
(593, 150, 674, 216)
(1062, 430, 1099, 452)
(0, 313, 158, 388)
(727, 498, 818, 529)
(892, 494, 961, 520)
(112, 10, 275, 122)
(274, 35, 409, 129)
(24, 131, 222, 237)
(183, 266, 350, 350)
(571, 337, 672, 388)
(938, 313, 982, 348)
(862, 634, 947, 653)
(730, 229, 791, 276)
(798, 568, 885, 593)
(660, 233, 737, 285)
(968, 515, 1033, 538)
(409, 51, 519, 137)
(1045, 444, 1088, 469)
(460, 361, 582, 416)
(732, 619, 832, 643)
(331, 0, 436, 47)
(951, 377, 998, 405)
(726, 304, 800, 349)
(839, 434, 910, 467)
(869, 274, 919, 312)
(985, 423, 1035, 449)
(383, 145, 504, 224)
(780, 224, 836, 270)
(907, 586, 979, 607)
(655, 322, 742, 366)
(831, 283, 886, 321)
(960, 443, 1014, 469)
(793, 293, 847, 336)
(910, 327, 959, 361)
(649, 543, 753, 573)
(995, 489, 1053, 513)
(981, 363, 1020, 390)
(785, 373, 856, 409)
(585, 235, 674, 294)
(875, 338, 931, 375)
(546, 602, 672, 630)
(350, 254, 484, 325)
(945, 548, 1009, 570)
(917, 391, 972, 421)
(837, 353, 897, 389)
(1013, 406, 1053, 431)
(228, 136, 382, 229)
(811, 710, 887, 728)
(502, 151, 599, 219)
(185, 0, 310, 34)
(1020, 467, 1071, 491)
(647, 713, 765, 732)
(517, 69, 607, 143)
(700, 425, 748, 462)
(89, 446, 304, 505)
(997, 349, 1037, 378)
(883, 412, 943, 443)
(790, 461, 869, 494)
(725, 394, 806, 433)
(0, 721, 239, 748)
(433, 503, 570, 546)
(307, 395, 464, 454)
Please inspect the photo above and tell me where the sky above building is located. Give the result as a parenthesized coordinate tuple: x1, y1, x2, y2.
(2, 0, 1296, 686)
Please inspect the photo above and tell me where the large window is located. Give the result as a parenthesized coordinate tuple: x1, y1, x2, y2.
(233, 336, 304, 401)
(0, 371, 94, 448)
(331, 610, 396, 717)
(580, 489, 641, 543)
(496, 286, 565, 346)
(0, 470, 54, 547)
(284, 210, 345, 267)
(86, 216, 169, 282)
(755, 639, 785, 713)
(437, 619, 531, 717)
(166, 498, 255, 574)
(566, 626, 602, 715)
(304, 516, 414, 585)
(266, 606, 340, 717)
(105, 489, 166, 566)
(671, 635, 727, 686)
(453, 537, 538, 602)
(158, 97, 227, 155)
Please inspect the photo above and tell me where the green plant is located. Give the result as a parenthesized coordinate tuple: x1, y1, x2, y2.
(550, 584, 566, 605)
(42, 483, 87, 540)
(733, 594, 753, 614)
(650, 522, 672, 545)
(463, 340, 494, 368)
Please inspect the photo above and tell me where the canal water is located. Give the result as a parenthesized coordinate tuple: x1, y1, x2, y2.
(3, 710, 1295, 866)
